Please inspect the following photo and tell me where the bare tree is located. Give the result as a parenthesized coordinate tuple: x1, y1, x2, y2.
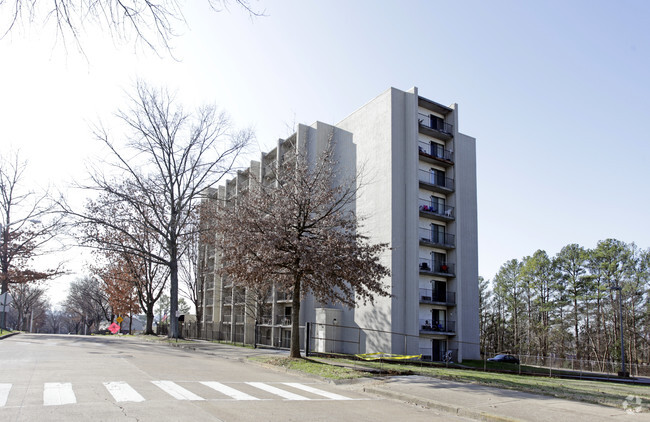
(179, 232, 202, 336)
(9, 282, 47, 331)
(85, 187, 169, 334)
(216, 143, 390, 358)
(1, 0, 264, 54)
(0, 151, 65, 329)
(63, 81, 251, 338)
(64, 276, 112, 333)
(44, 307, 65, 334)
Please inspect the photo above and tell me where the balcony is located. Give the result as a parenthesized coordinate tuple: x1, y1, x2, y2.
(258, 316, 273, 325)
(418, 113, 453, 141)
(419, 288, 456, 306)
(263, 160, 277, 176)
(418, 198, 454, 221)
(418, 141, 453, 166)
(419, 319, 456, 334)
(222, 288, 232, 299)
(419, 227, 455, 249)
(276, 292, 293, 302)
(276, 315, 292, 326)
(419, 348, 457, 362)
(418, 169, 454, 194)
(419, 259, 455, 278)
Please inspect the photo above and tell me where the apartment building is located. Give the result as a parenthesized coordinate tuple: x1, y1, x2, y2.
(198, 87, 480, 362)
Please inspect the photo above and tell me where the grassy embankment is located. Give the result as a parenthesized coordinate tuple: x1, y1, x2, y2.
(254, 356, 650, 410)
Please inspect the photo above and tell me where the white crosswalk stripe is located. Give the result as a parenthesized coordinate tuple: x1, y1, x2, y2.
(246, 382, 309, 400)
(200, 381, 260, 400)
(151, 381, 204, 401)
(0, 383, 11, 407)
(0, 381, 357, 407)
(282, 383, 353, 400)
(104, 381, 145, 402)
(43, 382, 77, 406)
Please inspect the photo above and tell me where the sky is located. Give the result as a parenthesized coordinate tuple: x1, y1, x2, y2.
(1, 0, 649, 305)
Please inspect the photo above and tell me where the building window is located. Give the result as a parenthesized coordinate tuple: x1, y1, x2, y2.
(431, 223, 445, 244)
(431, 339, 447, 361)
(430, 168, 445, 187)
(429, 114, 444, 131)
(430, 196, 445, 214)
(432, 280, 446, 302)
(430, 141, 444, 158)
(431, 309, 446, 330)
(432, 252, 447, 272)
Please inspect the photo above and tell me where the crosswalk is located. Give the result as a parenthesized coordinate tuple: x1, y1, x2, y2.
(0, 380, 360, 407)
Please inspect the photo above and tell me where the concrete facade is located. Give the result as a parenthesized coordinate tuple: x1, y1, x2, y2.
(198, 87, 480, 361)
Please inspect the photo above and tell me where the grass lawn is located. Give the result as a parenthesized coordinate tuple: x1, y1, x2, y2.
(251, 356, 371, 380)
(0, 328, 14, 337)
(343, 358, 650, 409)
(258, 355, 650, 410)
(460, 359, 576, 376)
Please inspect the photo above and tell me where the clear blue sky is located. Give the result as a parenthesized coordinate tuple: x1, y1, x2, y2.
(1, 1, 649, 303)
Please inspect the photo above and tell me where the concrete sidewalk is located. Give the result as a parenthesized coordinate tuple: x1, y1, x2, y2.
(351, 375, 649, 422)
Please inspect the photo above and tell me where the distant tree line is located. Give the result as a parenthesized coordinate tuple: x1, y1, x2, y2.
(480, 239, 649, 368)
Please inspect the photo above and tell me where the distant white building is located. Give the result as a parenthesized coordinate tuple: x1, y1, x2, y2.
(198, 87, 480, 361)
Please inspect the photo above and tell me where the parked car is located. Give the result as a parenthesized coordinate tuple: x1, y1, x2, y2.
(487, 354, 520, 364)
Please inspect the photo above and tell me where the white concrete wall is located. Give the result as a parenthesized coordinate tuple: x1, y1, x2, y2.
(453, 131, 480, 360)
(336, 88, 395, 354)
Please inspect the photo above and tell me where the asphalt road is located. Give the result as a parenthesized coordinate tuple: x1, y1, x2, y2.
(0, 334, 467, 421)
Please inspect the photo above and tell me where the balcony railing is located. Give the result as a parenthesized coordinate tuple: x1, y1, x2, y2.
(419, 258, 455, 276)
(418, 169, 454, 191)
(418, 113, 453, 134)
(258, 316, 273, 325)
(276, 315, 292, 326)
(419, 319, 456, 333)
(419, 288, 456, 305)
(264, 161, 277, 176)
(419, 227, 455, 248)
(276, 292, 293, 302)
(418, 140, 453, 162)
(418, 198, 454, 219)
(419, 348, 458, 362)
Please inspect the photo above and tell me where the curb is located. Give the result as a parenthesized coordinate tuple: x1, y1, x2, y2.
(0, 332, 19, 340)
(362, 386, 520, 422)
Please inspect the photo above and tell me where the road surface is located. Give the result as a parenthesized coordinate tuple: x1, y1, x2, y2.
(0, 334, 466, 421)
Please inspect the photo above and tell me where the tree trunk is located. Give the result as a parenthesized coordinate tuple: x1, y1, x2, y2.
(145, 303, 155, 335)
(290, 274, 302, 358)
(169, 241, 179, 339)
(573, 295, 580, 360)
(196, 308, 203, 338)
